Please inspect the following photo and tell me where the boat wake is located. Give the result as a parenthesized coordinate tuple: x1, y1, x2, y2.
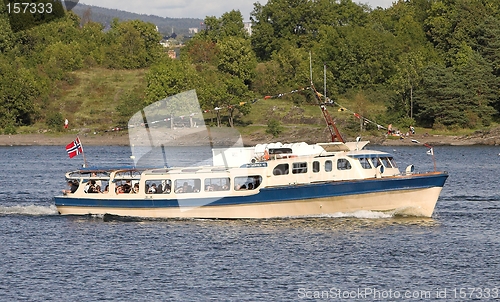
(298, 208, 431, 219)
(290, 210, 394, 219)
(0, 204, 59, 216)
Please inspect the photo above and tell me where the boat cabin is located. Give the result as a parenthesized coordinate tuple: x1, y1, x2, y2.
(63, 141, 401, 199)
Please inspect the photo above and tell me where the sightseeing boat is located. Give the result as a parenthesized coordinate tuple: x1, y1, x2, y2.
(54, 90, 448, 218)
(54, 140, 448, 218)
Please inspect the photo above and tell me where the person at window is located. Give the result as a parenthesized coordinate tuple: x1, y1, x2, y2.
(176, 182, 190, 193)
(163, 183, 171, 193)
(87, 180, 98, 193)
(148, 184, 157, 194)
(91, 172, 102, 188)
(62, 180, 79, 195)
(116, 185, 127, 194)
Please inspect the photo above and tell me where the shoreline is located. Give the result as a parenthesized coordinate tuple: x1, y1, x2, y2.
(1, 131, 499, 147)
(0, 133, 131, 146)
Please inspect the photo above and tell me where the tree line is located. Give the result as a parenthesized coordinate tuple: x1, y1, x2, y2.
(1, 0, 500, 134)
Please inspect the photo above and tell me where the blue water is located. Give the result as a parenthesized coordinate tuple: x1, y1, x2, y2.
(1, 145, 499, 301)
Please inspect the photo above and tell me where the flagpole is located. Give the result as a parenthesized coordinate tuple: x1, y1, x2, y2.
(78, 136, 88, 168)
(430, 148, 436, 172)
(412, 140, 436, 172)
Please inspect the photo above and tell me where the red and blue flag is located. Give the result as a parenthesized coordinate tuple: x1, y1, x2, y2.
(66, 137, 83, 158)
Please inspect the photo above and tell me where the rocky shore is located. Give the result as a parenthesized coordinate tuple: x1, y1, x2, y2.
(0, 132, 500, 146)
(1, 127, 500, 147)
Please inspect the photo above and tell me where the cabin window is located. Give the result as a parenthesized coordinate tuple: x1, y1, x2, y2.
(380, 157, 392, 168)
(292, 162, 307, 174)
(174, 179, 201, 193)
(204, 177, 230, 191)
(386, 157, 397, 168)
(325, 160, 333, 172)
(83, 172, 110, 194)
(234, 175, 262, 190)
(273, 164, 289, 176)
(371, 157, 383, 168)
(359, 157, 372, 169)
(83, 179, 107, 194)
(337, 159, 352, 170)
(114, 180, 135, 194)
(313, 161, 320, 173)
(145, 179, 171, 194)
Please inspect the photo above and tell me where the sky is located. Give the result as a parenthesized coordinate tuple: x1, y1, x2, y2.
(79, 0, 395, 20)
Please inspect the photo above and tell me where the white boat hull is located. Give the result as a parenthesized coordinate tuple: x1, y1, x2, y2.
(56, 186, 443, 219)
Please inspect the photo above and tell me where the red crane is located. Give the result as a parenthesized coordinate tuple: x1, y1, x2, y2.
(310, 85, 345, 143)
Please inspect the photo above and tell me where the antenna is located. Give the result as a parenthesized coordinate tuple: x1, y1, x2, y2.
(324, 63, 327, 103)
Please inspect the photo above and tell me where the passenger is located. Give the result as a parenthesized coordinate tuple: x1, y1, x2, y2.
(240, 184, 247, 190)
(122, 183, 131, 193)
(254, 177, 261, 188)
(95, 184, 102, 193)
(131, 183, 139, 194)
(176, 182, 190, 193)
(91, 172, 102, 187)
(62, 180, 79, 195)
(248, 183, 254, 190)
(103, 185, 109, 194)
(87, 180, 98, 193)
(148, 184, 157, 194)
(84, 181, 91, 193)
(156, 183, 164, 194)
(163, 183, 171, 193)
(116, 185, 125, 194)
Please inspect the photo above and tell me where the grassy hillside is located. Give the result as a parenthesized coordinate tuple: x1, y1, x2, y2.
(20, 67, 483, 143)
(19, 68, 146, 134)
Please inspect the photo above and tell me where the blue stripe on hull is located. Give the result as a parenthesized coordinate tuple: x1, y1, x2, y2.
(54, 172, 448, 209)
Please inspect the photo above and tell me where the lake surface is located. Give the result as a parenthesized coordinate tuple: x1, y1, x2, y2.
(1, 145, 499, 301)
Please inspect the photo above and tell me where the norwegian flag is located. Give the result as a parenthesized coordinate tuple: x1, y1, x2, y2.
(66, 137, 83, 158)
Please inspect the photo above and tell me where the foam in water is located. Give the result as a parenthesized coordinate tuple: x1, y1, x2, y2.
(323, 210, 394, 219)
(0, 204, 58, 216)
(286, 210, 395, 219)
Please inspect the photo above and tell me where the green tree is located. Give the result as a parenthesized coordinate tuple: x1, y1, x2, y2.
(389, 51, 425, 120)
(313, 24, 400, 93)
(198, 10, 247, 43)
(250, 0, 368, 61)
(414, 54, 497, 128)
(266, 119, 283, 137)
(0, 59, 41, 127)
(423, 0, 499, 67)
(223, 76, 252, 127)
(185, 39, 219, 65)
(0, 0, 14, 52)
(217, 36, 257, 85)
(145, 57, 200, 105)
(105, 19, 162, 69)
(79, 21, 106, 66)
(473, 16, 500, 76)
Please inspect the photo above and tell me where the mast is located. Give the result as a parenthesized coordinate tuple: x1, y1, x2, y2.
(309, 52, 345, 143)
